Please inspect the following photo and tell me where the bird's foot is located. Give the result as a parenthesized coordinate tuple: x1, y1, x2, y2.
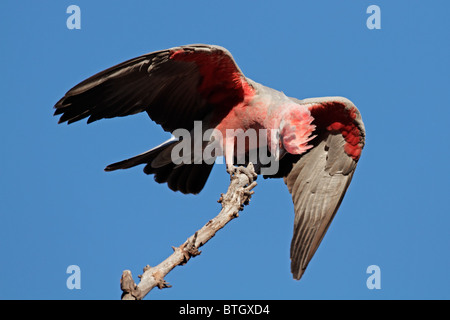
(227, 163, 258, 183)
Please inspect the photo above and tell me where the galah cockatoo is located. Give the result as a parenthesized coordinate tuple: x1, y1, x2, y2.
(54, 44, 365, 280)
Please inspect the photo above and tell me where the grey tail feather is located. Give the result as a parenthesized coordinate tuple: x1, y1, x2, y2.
(104, 138, 214, 195)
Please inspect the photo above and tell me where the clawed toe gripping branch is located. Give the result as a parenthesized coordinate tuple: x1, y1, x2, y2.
(120, 163, 258, 300)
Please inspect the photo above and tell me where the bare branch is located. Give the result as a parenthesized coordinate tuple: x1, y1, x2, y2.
(120, 163, 258, 300)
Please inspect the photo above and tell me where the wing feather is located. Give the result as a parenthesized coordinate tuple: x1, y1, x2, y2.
(285, 132, 357, 280)
(54, 44, 252, 132)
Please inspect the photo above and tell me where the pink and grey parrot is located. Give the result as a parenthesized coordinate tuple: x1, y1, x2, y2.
(54, 44, 365, 280)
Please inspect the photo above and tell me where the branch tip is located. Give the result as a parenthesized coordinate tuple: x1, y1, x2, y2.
(120, 270, 141, 300)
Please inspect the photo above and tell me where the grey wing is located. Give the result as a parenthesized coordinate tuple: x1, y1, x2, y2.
(54, 44, 251, 132)
(284, 132, 358, 280)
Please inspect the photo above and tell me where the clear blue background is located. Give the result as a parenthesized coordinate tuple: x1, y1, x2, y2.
(1, 0, 449, 300)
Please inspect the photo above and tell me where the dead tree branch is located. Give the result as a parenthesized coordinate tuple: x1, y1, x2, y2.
(120, 163, 258, 300)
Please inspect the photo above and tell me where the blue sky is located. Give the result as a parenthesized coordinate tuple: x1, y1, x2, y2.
(1, 0, 449, 300)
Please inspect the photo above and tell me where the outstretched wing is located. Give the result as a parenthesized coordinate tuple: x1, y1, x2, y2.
(54, 44, 254, 132)
(284, 97, 365, 280)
